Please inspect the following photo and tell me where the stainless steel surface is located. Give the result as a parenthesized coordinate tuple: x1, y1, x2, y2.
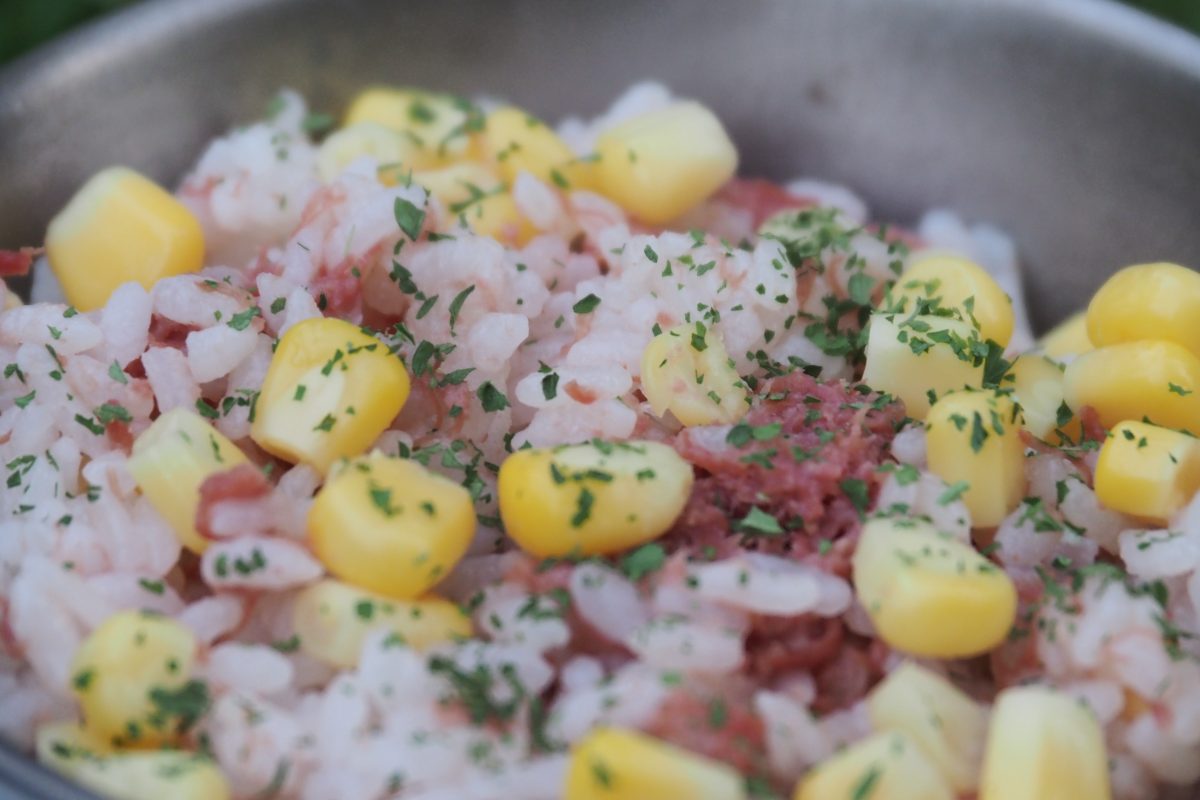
(0, 0, 1198, 795)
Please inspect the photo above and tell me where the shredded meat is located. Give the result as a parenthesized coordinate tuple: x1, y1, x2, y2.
(666, 373, 904, 574)
(0, 247, 39, 277)
(643, 677, 768, 775)
(195, 463, 273, 541)
(715, 178, 814, 228)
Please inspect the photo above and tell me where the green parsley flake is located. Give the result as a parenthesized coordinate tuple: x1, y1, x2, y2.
(572, 294, 601, 314)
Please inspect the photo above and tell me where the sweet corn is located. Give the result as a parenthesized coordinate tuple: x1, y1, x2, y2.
(317, 122, 420, 182)
(979, 686, 1111, 800)
(39, 723, 228, 800)
(1005, 354, 1080, 442)
(1094, 420, 1200, 522)
(45, 167, 204, 312)
(925, 390, 1026, 527)
(344, 87, 482, 168)
(69, 610, 199, 748)
(4, 289, 22, 310)
(292, 578, 471, 668)
(1087, 262, 1200, 357)
(892, 253, 1014, 347)
(565, 728, 745, 800)
(1063, 340, 1200, 432)
(251, 317, 410, 474)
(640, 322, 749, 426)
(861, 313, 986, 420)
(308, 453, 474, 599)
(594, 102, 737, 225)
(867, 663, 988, 793)
(127, 408, 249, 553)
(482, 106, 597, 189)
(852, 517, 1017, 658)
(1038, 311, 1093, 360)
(412, 161, 535, 245)
(39, 723, 227, 800)
(498, 439, 693, 558)
(794, 731, 953, 800)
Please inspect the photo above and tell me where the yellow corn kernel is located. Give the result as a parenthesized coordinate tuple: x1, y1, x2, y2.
(4, 289, 22, 310)
(1005, 354, 1082, 442)
(413, 161, 536, 245)
(413, 161, 503, 208)
(498, 439, 693, 558)
(979, 686, 1111, 800)
(640, 322, 749, 426)
(594, 102, 737, 225)
(1038, 311, 1093, 360)
(1087, 262, 1200, 357)
(794, 731, 953, 800)
(867, 663, 988, 793)
(482, 106, 597, 189)
(892, 253, 1014, 348)
(317, 122, 421, 182)
(36, 721, 110, 765)
(861, 313, 985, 420)
(46, 167, 204, 312)
(69, 610, 198, 748)
(1094, 420, 1200, 522)
(251, 317, 409, 474)
(308, 453, 474, 599)
(566, 728, 745, 800)
(344, 87, 481, 168)
(852, 517, 1017, 658)
(127, 408, 249, 553)
(1063, 340, 1200, 433)
(925, 390, 1026, 527)
(292, 578, 471, 668)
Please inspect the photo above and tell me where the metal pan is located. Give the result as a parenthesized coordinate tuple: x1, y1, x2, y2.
(1, 0, 1199, 796)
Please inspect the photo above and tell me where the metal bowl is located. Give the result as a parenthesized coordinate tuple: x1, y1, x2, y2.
(1, 0, 1199, 796)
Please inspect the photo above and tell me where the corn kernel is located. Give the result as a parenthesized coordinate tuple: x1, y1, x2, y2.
(594, 102, 737, 225)
(1062, 340, 1200, 433)
(1038, 311, 1093, 361)
(979, 686, 1111, 800)
(892, 253, 1014, 347)
(38, 722, 228, 800)
(498, 439, 693, 558)
(317, 122, 421, 182)
(292, 578, 471, 668)
(308, 453, 474, 599)
(69, 610, 198, 748)
(861, 313, 985, 420)
(4, 289, 22, 310)
(1087, 262, 1200, 357)
(867, 663, 988, 792)
(251, 317, 410, 474)
(413, 161, 535, 245)
(925, 390, 1026, 527)
(1005, 354, 1081, 442)
(127, 408, 248, 553)
(565, 728, 745, 800)
(794, 731, 954, 800)
(852, 517, 1017, 658)
(413, 161, 503, 208)
(344, 87, 481, 168)
(1095, 420, 1200, 522)
(482, 106, 596, 189)
(640, 322, 749, 426)
(46, 167, 204, 312)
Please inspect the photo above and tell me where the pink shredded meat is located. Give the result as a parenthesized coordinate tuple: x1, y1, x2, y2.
(666, 373, 905, 576)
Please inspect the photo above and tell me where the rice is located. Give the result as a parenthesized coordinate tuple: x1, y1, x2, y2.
(0, 80, 1191, 800)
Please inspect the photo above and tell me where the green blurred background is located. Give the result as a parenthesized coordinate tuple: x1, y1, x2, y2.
(2, 0, 1200, 65)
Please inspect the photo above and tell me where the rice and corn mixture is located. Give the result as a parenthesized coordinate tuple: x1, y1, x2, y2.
(0, 81, 1196, 800)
